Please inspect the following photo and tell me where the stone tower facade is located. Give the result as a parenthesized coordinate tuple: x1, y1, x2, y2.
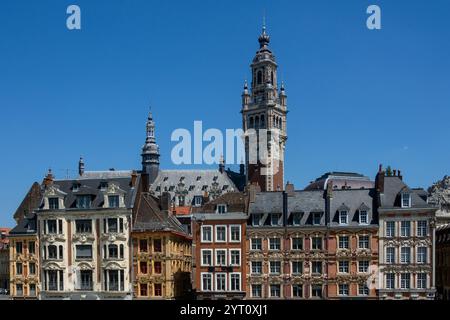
(141, 111, 160, 184)
(241, 25, 287, 191)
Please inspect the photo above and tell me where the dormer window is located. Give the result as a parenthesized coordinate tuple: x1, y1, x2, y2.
(222, 185, 229, 191)
(194, 196, 203, 207)
(359, 210, 368, 225)
(292, 212, 302, 226)
(401, 193, 411, 208)
(216, 204, 227, 214)
(76, 195, 92, 209)
(312, 212, 321, 225)
(196, 176, 201, 181)
(163, 177, 168, 182)
(252, 214, 262, 226)
(169, 185, 175, 191)
(108, 195, 120, 208)
(271, 213, 280, 226)
(155, 186, 161, 192)
(49, 198, 59, 210)
(72, 183, 80, 192)
(202, 185, 208, 191)
(189, 185, 195, 191)
(339, 211, 348, 225)
(100, 182, 108, 191)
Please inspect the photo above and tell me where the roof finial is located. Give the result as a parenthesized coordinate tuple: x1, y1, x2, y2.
(263, 10, 266, 32)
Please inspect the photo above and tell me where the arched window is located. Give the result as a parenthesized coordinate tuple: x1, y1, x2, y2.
(249, 117, 254, 128)
(260, 115, 265, 128)
(255, 116, 260, 129)
(257, 70, 262, 85)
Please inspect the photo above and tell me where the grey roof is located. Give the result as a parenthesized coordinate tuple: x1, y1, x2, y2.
(305, 172, 374, 191)
(79, 170, 133, 180)
(249, 191, 326, 214)
(329, 189, 375, 226)
(192, 212, 247, 221)
(149, 169, 238, 205)
(9, 212, 37, 235)
(42, 174, 136, 211)
(380, 176, 434, 210)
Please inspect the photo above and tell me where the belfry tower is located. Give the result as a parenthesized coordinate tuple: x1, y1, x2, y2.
(241, 24, 288, 191)
(141, 110, 160, 184)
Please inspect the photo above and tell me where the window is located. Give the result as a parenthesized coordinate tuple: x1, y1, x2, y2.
(338, 261, 349, 273)
(108, 195, 120, 208)
(216, 249, 227, 266)
(270, 261, 281, 274)
(230, 250, 240, 266)
(75, 219, 92, 233)
(292, 284, 303, 298)
(154, 261, 162, 274)
(16, 262, 23, 275)
(194, 196, 202, 207)
(271, 214, 280, 226)
(401, 193, 411, 208)
(251, 238, 262, 251)
(49, 197, 59, 210)
(216, 204, 227, 214)
(139, 239, 148, 252)
(252, 214, 262, 226)
(292, 261, 302, 275)
(59, 245, 63, 259)
(292, 212, 301, 226)
(47, 270, 58, 291)
(386, 247, 395, 264)
(252, 284, 262, 298)
(401, 221, 411, 237)
(312, 261, 322, 274)
(292, 237, 303, 250)
(216, 273, 227, 291)
(215, 226, 227, 242)
(358, 235, 370, 249)
(15, 241, 22, 254)
(72, 183, 79, 192)
(401, 273, 410, 289)
(269, 238, 281, 251)
(80, 270, 93, 290)
(154, 283, 162, 296)
(417, 221, 427, 237)
(252, 261, 262, 274)
(108, 245, 118, 259)
(47, 220, 57, 234)
(48, 245, 58, 259)
(107, 218, 118, 233)
(270, 284, 281, 298)
(386, 221, 395, 237)
(29, 262, 36, 275)
(119, 244, 124, 259)
(76, 195, 92, 209)
(339, 211, 348, 225)
(29, 284, 36, 296)
(230, 225, 241, 242)
(359, 210, 368, 224)
(311, 237, 322, 250)
(16, 284, 23, 296)
(358, 260, 370, 273)
(201, 226, 212, 243)
(312, 212, 321, 225)
(201, 273, 212, 291)
(339, 236, 349, 249)
(28, 241, 35, 254)
(339, 284, 349, 296)
(230, 273, 241, 291)
(417, 247, 427, 264)
(76, 245, 93, 259)
(401, 247, 411, 264)
(386, 273, 395, 289)
(358, 284, 369, 296)
(311, 285, 322, 298)
(100, 182, 108, 191)
(140, 262, 147, 274)
(140, 283, 148, 297)
(154, 239, 162, 252)
(417, 273, 427, 289)
(106, 270, 120, 291)
(202, 249, 212, 266)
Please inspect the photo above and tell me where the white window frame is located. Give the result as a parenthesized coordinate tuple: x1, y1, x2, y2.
(417, 246, 427, 264)
(251, 284, 262, 298)
(200, 272, 212, 292)
(400, 221, 411, 237)
(417, 273, 427, 289)
(358, 284, 369, 296)
(215, 249, 227, 266)
(251, 261, 262, 274)
(291, 237, 303, 250)
(229, 225, 241, 243)
(339, 210, 348, 225)
(358, 260, 370, 273)
(292, 212, 301, 226)
(401, 193, 411, 208)
(251, 237, 262, 251)
(216, 204, 227, 214)
(229, 273, 241, 292)
(338, 260, 349, 274)
(311, 236, 323, 250)
(252, 214, 262, 226)
(269, 237, 281, 251)
(358, 235, 370, 249)
(417, 220, 427, 237)
(215, 273, 227, 292)
(401, 246, 411, 264)
(401, 273, 411, 289)
(386, 273, 395, 289)
(291, 261, 302, 275)
(215, 225, 227, 243)
(292, 284, 303, 298)
(201, 225, 213, 243)
(338, 283, 349, 296)
(271, 213, 280, 226)
(269, 284, 281, 298)
(386, 247, 396, 264)
(386, 221, 395, 237)
(338, 236, 349, 249)
(359, 210, 368, 225)
(229, 249, 241, 267)
(200, 249, 213, 267)
(269, 261, 281, 275)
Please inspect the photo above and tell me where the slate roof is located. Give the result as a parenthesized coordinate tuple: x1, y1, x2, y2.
(132, 192, 189, 237)
(305, 172, 374, 191)
(191, 192, 246, 214)
(13, 182, 43, 222)
(380, 176, 434, 210)
(149, 169, 238, 206)
(329, 189, 376, 226)
(79, 170, 133, 180)
(9, 212, 37, 235)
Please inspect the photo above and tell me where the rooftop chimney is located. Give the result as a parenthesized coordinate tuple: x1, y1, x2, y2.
(285, 181, 295, 196)
(160, 192, 171, 212)
(393, 169, 397, 176)
(398, 170, 403, 180)
(78, 157, 85, 176)
(43, 169, 54, 186)
(375, 164, 385, 193)
(131, 170, 138, 188)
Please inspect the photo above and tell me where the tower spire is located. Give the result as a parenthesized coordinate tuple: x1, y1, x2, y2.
(141, 108, 160, 184)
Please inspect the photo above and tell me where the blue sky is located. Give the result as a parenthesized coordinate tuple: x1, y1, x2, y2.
(0, 0, 449, 226)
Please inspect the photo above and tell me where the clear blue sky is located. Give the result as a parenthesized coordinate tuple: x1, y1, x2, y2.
(0, 0, 449, 227)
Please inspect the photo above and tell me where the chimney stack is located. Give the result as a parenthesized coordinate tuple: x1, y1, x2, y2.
(285, 181, 295, 196)
(78, 157, 85, 176)
(131, 170, 138, 188)
(160, 192, 171, 212)
(398, 170, 403, 180)
(43, 169, 54, 187)
(375, 164, 385, 193)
